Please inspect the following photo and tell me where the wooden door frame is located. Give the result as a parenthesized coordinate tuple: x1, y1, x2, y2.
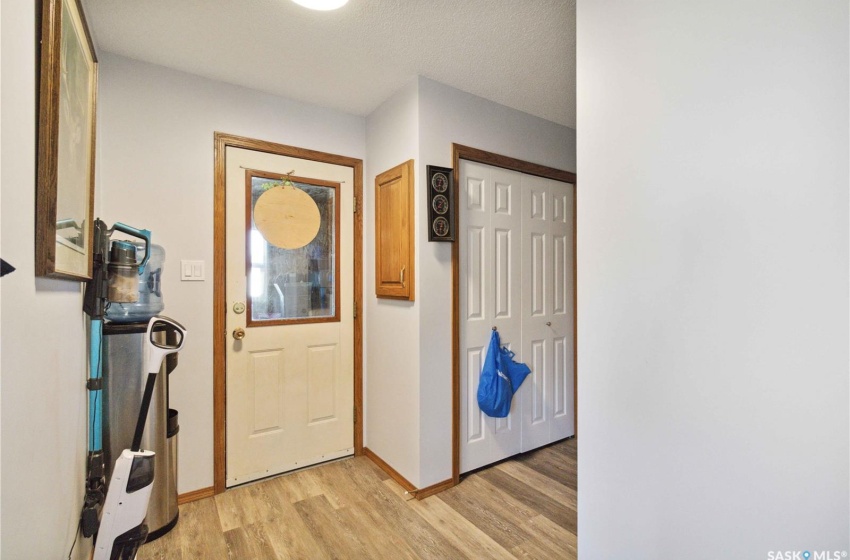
(213, 132, 364, 494)
(451, 143, 577, 485)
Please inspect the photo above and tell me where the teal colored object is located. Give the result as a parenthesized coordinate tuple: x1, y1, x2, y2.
(89, 319, 103, 451)
(111, 223, 151, 275)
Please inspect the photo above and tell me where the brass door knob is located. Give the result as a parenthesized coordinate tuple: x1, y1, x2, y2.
(233, 328, 246, 340)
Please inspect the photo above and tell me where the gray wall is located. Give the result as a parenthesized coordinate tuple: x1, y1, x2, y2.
(362, 76, 577, 489)
(364, 78, 422, 485)
(577, 1, 849, 557)
(97, 53, 366, 493)
(416, 77, 576, 487)
(1, 0, 91, 558)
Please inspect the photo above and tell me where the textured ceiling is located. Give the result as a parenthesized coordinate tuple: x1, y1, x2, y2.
(83, 0, 576, 128)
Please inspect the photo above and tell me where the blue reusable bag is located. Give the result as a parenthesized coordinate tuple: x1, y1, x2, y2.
(499, 345, 531, 393)
(476, 330, 514, 418)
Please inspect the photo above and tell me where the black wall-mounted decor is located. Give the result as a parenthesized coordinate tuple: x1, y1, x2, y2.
(427, 165, 455, 242)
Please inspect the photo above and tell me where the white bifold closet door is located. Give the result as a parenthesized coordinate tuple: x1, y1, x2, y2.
(459, 160, 574, 474)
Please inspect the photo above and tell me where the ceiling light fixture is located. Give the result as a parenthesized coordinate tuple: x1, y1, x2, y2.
(291, 0, 348, 10)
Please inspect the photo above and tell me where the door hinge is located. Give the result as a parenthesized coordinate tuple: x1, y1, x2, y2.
(353, 196, 357, 213)
(353, 408, 357, 423)
(353, 300, 358, 319)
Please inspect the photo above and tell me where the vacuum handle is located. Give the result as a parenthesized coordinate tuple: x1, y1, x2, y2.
(144, 316, 186, 375)
(146, 316, 185, 350)
(133, 316, 187, 451)
(111, 223, 152, 275)
(131, 373, 157, 452)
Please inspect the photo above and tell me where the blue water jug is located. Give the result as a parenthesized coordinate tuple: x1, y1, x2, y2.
(106, 242, 165, 323)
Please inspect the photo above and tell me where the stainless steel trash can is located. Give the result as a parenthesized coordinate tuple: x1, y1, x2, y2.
(102, 322, 179, 541)
(163, 408, 179, 535)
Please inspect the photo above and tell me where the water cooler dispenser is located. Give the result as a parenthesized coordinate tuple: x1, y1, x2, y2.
(102, 242, 180, 541)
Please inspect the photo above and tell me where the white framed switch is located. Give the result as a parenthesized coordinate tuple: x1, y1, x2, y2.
(181, 260, 205, 281)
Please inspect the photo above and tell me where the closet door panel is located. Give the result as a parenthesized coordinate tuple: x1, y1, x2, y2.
(521, 175, 554, 451)
(459, 161, 491, 473)
(459, 162, 522, 473)
(489, 166, 523, 460)
(460, 160, 574, 472)
(550, 179, 575, 439)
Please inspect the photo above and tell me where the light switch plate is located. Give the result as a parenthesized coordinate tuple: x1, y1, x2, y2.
(181, 260, 205, 281)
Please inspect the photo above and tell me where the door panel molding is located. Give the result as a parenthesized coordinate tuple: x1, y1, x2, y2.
(214, 132, 363, 495)
(451, 144, 576, 485)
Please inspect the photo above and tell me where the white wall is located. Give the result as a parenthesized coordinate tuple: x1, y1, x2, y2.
(363, 79, 422, 485)
(577, 1, 849, 557)
(0, 1, 91, 558)
(416, 77, 576, 487)
(97, 54, 366, 493)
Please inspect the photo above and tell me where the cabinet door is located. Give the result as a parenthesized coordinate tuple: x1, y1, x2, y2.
(375, 160, 415, 300)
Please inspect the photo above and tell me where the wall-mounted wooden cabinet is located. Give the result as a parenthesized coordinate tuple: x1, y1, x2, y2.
(375, 160, 415, 301)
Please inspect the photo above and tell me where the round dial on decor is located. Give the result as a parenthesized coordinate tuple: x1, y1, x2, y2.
(431, 173, 448, 193)
(432, 217, 450, 237)
(432, 194, 449, 215)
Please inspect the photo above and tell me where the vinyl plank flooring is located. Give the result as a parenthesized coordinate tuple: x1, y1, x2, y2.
(437, 474, 537, 550)
(137, 439, 578, 560)
(308, 468, 420, 560)
(384, 482, 516, 560)
(477, 468, 577, 533)
(332, 456, 392, 497)
(525, 514, 578, 554)
(276, 468, 327, 504)
(495, 460, 577, 511)
(344, 499, 421, 560)
(511, 515, 578, 560)
(549, 450, 578, 473)
(173, 498, 228, 558)
(526, 444, 576, 467)
(511, 538, 566, 560)
(223, 523, 278, 560)
(247, 476, 290, 522)
(516, 450, 577, 491)
(504, 515, 576, 560)
(135, 531, 183, 560)
(215, 483, 261, 531)
(547, 438, 577, 459)
(312, 460, 367, 510)
(512, 539, 577, 560)
(329, 455, 438, 560)
(261, 506, 330, 560)
(331, 462, 465, 560)
(293, 494, 367, 559)
(345, 454, 392, 481)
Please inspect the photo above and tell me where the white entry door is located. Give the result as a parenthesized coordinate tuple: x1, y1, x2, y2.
(459, 159, 575, 474)
(225, 146, 354, 487)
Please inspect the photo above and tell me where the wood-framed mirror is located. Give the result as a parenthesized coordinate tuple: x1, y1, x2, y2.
(35, 0, 98, 280)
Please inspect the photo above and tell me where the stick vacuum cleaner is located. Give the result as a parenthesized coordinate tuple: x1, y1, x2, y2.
(81, 220, 152, 538)
(93, 316, 186, 560)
